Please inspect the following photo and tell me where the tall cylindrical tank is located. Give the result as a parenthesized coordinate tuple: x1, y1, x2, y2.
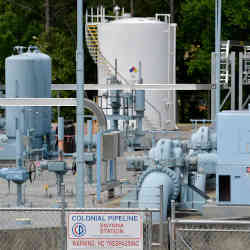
(5, 48, 51, 139)
(97, 17, 176, 130)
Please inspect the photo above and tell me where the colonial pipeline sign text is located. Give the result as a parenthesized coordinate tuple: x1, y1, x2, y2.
(67, 213, 143, 250)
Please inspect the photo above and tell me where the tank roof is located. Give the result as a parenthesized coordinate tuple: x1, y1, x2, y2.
(6, 51, 50, 61)
(110, 17, 162, 24)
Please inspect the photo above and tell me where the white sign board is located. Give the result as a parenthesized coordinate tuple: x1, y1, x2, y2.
(67, 212, 143, 250)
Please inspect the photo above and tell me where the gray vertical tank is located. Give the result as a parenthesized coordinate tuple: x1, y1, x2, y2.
(5, 47, 51, 139)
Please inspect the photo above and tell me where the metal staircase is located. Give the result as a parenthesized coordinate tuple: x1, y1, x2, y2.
(85, 8, 170, 130)
(85, 23, 132, 86)
(220, 40, 230, 87)
(85, 24, 99, 63)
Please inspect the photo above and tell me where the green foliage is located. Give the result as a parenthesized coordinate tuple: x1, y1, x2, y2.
(0, 0, 249, 121)
(0, 1, 43, 83)
(177, 0, 250, 82)
(35, 29, 76, 84)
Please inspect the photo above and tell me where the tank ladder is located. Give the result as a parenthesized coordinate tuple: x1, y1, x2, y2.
(220, 40, 231, 87)
(85, 8, 167, 130)
(243, 46, 250, 85)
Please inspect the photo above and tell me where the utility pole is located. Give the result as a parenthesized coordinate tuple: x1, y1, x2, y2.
(215, 0, 221, 114)
(45, 0, 50, 32)
(76, 0, 85, 207)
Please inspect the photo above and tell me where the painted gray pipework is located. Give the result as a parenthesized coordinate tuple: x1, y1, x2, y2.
(76, 0, 85, 207)
(58, 117, 64, 141)
(16, 129, 23, 206)
(137, 166, 180, 222)
(215, 0, 221, 114)
(110, 59, 121, 131)
(58, 117, 64, 160)
(87, 119, 93, 183)
(39, 160, 68, 196)
(129, 126, 218, 219)
(110, 89, 121, 131)
(134, 61, 145, 146)
(87, 119, 93, 151)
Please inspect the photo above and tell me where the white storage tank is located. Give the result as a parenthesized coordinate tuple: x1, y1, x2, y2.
(5, 47, 51, 138)
(97, 16, 176, 130)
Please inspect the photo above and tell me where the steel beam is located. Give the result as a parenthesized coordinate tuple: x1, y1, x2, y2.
(51, 84, 211, 91)
(0, 98, 76, 106)
(0, 83, 211, 91)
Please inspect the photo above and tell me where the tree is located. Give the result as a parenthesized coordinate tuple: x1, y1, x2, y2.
(177, 0, 250, 82)
(0, 0, 43, 83)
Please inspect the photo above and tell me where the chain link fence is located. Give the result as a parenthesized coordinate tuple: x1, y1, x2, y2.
(170, 201, 250, 250)
(0, 207, 159, 250)
(0, 183, 163, 250)
(0, 208, 62, 250)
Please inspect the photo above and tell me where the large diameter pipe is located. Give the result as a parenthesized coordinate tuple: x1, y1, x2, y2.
(138, 172, 174, 223)
(76, 0, 85, 208)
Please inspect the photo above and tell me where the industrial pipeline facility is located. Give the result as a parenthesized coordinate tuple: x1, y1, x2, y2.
(0, 1, 250, 249)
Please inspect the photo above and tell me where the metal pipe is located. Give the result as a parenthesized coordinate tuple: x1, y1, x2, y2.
(174, 219, 250, 225)
(56, 173, 64, 196)
(147, 212, 152, 250)
(159, 185, 164, 250)
(60, 183, 66, 250)
(215, 0, 221, 114)
(49, 152, 74, 157)
(239, 53, 243, 109)
(170, 200, 176, 250)
(16, 129, 23, 206)
(87, 119, 93, 152)
(66, 207, 158, 212)
(230, 52, 235, 110)
(76, 0, 85, 207)
(0, 207, 160, 212)
(134, 61, 145, 146)
(58, 117, 64, 160)
(96, 131, 102, 202)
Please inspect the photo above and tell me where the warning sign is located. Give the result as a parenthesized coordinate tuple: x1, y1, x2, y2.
(67, 212, 143, 249)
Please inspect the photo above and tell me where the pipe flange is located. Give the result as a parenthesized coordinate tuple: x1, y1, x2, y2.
(137, 166, 180, 201)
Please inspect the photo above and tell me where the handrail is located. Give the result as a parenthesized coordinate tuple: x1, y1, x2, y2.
(85, 24, 132, 86)
(145, 99, 162, 129)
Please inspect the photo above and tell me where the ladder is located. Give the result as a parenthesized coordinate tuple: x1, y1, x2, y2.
(85, 24, 131, 85)
(85, 23, 163, 130)
(85, 24, 114, 81)
(85, 24, 99, 63)
(220, 40, 230, 87)
(243, 46, 250, 85)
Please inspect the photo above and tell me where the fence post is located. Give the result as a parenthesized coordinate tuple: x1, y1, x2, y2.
(61, 183, 66, 250)
(145, 212, 148, 250)
(148, 212, 152, 250)
(170, 200, 176, 250)
(160, 184, 164, 250)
